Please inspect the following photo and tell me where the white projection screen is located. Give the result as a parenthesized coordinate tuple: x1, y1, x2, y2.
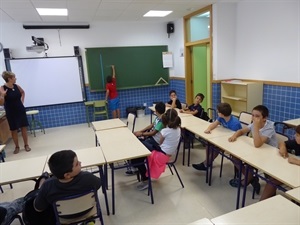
(9, 57, 85, 107)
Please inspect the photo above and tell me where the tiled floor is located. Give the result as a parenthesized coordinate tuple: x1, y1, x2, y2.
(1, 115, 261, 225)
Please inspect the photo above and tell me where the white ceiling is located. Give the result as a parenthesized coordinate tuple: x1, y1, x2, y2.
(0, 0, 239, 24)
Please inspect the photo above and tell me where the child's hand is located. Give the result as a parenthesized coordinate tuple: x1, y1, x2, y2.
(228, 135, 237, 142)
(134, 131, 142, 137)
(179, 109, 183, 113)
(0, 86, 7, 96)
(279, 148, 288, 158)
(287, 156, 300, 165)
(204, 129, 211, 134)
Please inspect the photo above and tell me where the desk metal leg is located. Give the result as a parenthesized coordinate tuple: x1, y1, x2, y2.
(110, 163, 115, 215)
(235, 159, 243, 209)
(146, 158, 154, 204)
(98, 165, 110, 215)
(241, 163, 250, 208)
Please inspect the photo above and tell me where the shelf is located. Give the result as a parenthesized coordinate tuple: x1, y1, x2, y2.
(222, 96, 247, 102)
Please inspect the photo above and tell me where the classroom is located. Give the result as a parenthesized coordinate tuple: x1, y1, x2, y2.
(0, 0, 299, 225)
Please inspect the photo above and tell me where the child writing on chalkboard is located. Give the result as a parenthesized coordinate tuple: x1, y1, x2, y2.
(105, 65, 120, 118)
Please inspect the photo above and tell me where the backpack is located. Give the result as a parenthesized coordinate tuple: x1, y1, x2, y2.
(200, 108, 212, 122)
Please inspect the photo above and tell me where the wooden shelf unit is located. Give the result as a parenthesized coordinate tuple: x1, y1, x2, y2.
(221, 81, 263, 117)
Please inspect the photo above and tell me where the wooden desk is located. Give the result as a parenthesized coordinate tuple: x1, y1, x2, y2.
(188, 218, 214, 225)
(44, 147, 106, 171)
(96, 127, 153, 214)
(241, 141, 300, 188)
(149, 106, 192, 122)
(84, 101, 95, 126)
(212, 195, 300, 225)
(283, 118, 300, 128)
(184, 124, 234, 167)
(180, 116, 208, 128)
(285, 187, 300, 203)
(0, 156, 48, 185)
(91, 118, 126, 131)
(209, 135, 300, 208)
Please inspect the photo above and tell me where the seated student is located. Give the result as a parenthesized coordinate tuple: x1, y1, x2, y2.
(180, 93, 205, 118)
(24, 150, 101, 224)
(192, 103, 242, 171)
(137, 108, 181, 190)
(260, 124, 300, 201)
(165, 90, 182, 109)
(129, 102, 165, 176)
(228, 105, 277, 194)
(134, 102, 165, 152)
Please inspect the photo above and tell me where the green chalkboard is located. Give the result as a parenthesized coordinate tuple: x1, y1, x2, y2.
(85, 46, 169, 91)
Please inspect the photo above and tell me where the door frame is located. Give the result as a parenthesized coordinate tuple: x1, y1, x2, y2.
(184, 5, 213, 107)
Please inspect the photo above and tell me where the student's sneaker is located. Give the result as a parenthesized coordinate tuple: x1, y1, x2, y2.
(192, 162, 207, 171)
(136, 181, 148, 191)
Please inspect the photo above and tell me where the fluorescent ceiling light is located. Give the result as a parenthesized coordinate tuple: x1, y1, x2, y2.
(143, 10, 172, 17)
(36, 8, 68, 16)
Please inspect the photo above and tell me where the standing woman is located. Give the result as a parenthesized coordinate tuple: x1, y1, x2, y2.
(0, 71, 31, 154)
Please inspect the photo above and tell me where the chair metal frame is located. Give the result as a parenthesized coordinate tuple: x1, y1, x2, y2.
(93, 100, 108, 121)
(52, 189, 104, 225)
(167, 137, 184, 188)
(8, 215, 24, 225)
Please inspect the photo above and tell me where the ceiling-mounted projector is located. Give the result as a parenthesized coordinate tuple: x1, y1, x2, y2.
(26, 45, 46, 53)
(26, 36, 49, 53)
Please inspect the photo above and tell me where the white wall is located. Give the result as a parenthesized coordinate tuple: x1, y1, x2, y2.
(0, 21, 179, 82)
(213, 1, 300, 83)
(168, 19, 185, 78)
(212, 3, 237, 80)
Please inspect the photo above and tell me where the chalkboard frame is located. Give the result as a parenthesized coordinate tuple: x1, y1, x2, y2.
(85, 45, 169, 91)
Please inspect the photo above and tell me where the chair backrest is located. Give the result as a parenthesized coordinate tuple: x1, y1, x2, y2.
(276, 132, 289, 144)
(93, 100, 108, 120)
(127, 113, 136, 132)
(93, 100, 106, 108)
(53, 190, 102, 225)
(167, 136, 182, 165)
(274, 122, 289, 135)
(239, 111, 252, 128)
(207, 108, 217, 122)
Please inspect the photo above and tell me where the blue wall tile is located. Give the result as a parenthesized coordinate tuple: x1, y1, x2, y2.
(25, 79, 299, 134)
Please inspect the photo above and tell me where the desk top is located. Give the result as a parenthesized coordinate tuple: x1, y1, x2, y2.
(96, 127, 150, 163)
(283, 118, 300, 128)
(212, 195, 300, 225)
(285, 187, 300, 203)
(241, 141, 300, 188)
(92, 118, 127, 131)
(186, 124, 234, 140)
(188, 218, 214, 225)
(180, 116, 208, 128)
(44, 147, 106, 172)
(148, 106, 192, 119)
(0, 155, 48, 185)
